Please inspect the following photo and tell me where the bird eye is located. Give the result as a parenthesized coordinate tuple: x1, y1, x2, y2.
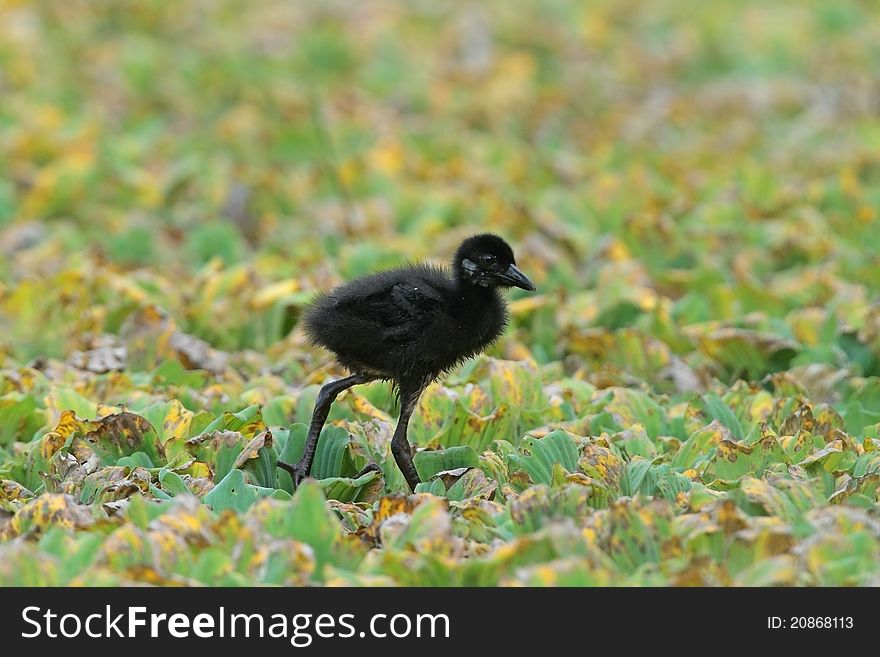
(480, 254, 496, 265)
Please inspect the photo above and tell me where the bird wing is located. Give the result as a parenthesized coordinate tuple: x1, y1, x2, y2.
(391, 280, 443, 317)
(331, 275, 445, 338)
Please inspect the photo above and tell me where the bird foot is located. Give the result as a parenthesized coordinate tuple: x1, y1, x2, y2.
(277, 459, 309, 488)
(354, 462, 382, 478)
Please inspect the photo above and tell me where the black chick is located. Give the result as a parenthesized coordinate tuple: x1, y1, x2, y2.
(278, 233, 536, 491)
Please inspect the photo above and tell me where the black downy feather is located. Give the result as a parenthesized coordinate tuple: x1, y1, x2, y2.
(281, 233, 536, 491)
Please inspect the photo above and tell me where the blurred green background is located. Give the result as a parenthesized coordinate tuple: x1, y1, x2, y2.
(2, 0, 878, 373)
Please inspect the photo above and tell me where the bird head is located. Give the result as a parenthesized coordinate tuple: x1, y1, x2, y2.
(453, 233, 536, 291)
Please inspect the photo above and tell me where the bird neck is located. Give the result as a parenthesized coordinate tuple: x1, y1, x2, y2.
(450, 280, 505, 345)
(454, 279, 499, 306)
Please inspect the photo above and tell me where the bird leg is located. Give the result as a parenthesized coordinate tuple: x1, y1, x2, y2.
(278, 373, 369, 487)
(391, 384, 425, 492)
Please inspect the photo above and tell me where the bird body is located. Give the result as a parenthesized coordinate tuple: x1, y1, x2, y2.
(279, 233, 535, 491)
(302, 263, 508, 387)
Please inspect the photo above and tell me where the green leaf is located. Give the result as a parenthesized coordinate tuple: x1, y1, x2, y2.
(310, 426, 353, 479)
(509, 430, 580, 485)
(202, 468, 277, 513)
(276, 424, 353, 489)
(445, 468, 497, 501)
(704, 434, 788, 483)
(186, 430, 249, 482)
(414, 479, 446, 496)
(201, 405, 266, 439)
(158, 469, 188, 496)
(319, 468, 382, 502)
(284, 480, 342, 582)
(0, 393, 39, 446)
(413, 445, 480, 481)
(703, 393, 745, 441)
(80, 412, 164, 466)
(232, 430, 277, 488)
(116, 451, 154, 469)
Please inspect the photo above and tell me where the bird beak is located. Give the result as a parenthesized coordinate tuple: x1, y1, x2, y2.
(498, 264, 536, 291)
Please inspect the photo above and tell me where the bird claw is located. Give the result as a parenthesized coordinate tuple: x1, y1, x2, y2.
(355, 462, 381, 478)
(293, 469, 308, 488)
(277, 460, 309, 488)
